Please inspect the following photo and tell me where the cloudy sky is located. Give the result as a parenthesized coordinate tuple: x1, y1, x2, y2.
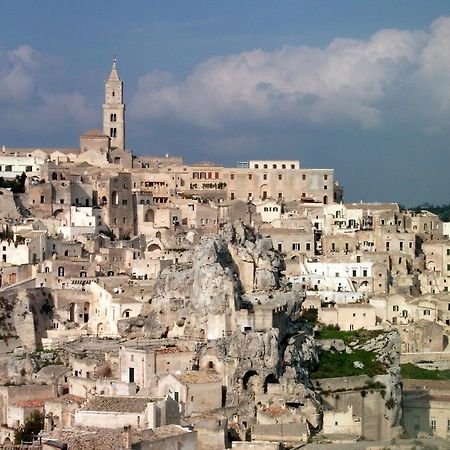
(1, 1, 450, 205)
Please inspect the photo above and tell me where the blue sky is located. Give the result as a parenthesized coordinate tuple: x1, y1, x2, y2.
(1, 1, 450, 205)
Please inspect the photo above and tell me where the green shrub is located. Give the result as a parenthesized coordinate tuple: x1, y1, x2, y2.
(311, 349, 386, 379)
(400, 363, 450, 380)
(14, 410, 44, 444)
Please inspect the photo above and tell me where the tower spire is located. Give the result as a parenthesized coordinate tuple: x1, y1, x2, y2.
(108, 57, 121, 82)
(103, 58, 125, 150)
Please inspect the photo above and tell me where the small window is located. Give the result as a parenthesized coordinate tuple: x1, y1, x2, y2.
(248, 174, 252, 180)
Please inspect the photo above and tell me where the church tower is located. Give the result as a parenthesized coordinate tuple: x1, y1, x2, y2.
(103, 59, 125, 150)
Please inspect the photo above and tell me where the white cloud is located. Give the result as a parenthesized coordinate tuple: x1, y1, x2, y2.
(0, 44, 40, 103)
(130, 17, 450, 131)
(0, 43, 96, 135)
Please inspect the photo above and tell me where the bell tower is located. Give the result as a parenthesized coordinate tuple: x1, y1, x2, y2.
(103, 58, 125, 150)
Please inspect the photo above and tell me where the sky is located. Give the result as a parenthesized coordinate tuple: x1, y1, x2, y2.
(1, 1, 450, 205)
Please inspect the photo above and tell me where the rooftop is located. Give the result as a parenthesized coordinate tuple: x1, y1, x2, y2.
(176, 371, 221, 384)
(43, 425, 193, 450)
(80, 396, 160, 413)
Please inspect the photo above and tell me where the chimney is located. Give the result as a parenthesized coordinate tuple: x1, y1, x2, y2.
(122, 425, 132, 450)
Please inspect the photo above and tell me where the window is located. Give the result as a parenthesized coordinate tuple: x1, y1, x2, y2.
(272, 164, 277, 169)
(230, 192, 235, 200)
(110, 128, 117, 138)
(302, 174, 306, 180)
(324, 174, 328, 180)
(306, 243, 311, 251)
(393, 305, 399, 312)
(324, 185, 328, 190)
(349, 324, 354, 330)
(447, 419, 450, 432)
(40, 195, 45, 204)
(254, 164, 259, 169)
(292, 243, 301, 251)
(400, 241, 404, 251)
(402, 310, 408, 318)
(282, 164, 286, 169)
(386, 241, 390, 251)
(110, 113, 117, 122)
(263, 174, 267, 180)
(363, 269, 368, 277)
(25, 165, 32, 172)
(352, 270, 357, 277)
(278, 174, 282, 180)
(248, 174, 252, 180)
(431, 419, 436, 430)
(230, 173, 235, 180)
(263, 164, 268, 169)
(122, 199, 128, 206)
(447, 264, 450, 271)
(290, 164, 295, 169)
(424, 310, 431, 316)
(5, 165, 12, 171)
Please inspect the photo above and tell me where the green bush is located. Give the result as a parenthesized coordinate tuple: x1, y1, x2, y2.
(14, 410, 44, 444)
(300, 307, 318, 324)
(400, 363, 450, 380)
(311, 349, 386, 379)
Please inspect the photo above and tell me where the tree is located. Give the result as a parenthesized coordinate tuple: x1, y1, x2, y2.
(300, 307, 318, 324)
(14, 410, 44, 444)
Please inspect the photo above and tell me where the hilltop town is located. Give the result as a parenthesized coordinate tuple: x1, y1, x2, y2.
(0, 61, 449, 450)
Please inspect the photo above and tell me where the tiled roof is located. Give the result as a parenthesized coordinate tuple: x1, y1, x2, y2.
(42, 425, 192, 450)
(176, 371, 221, 385)
(80, 396, 158, 413)
(15, 399, 46, 408)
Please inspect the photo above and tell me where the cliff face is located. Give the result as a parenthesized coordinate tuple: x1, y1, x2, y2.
(119, 222, 322, 428)
(119, 222, 289, 339)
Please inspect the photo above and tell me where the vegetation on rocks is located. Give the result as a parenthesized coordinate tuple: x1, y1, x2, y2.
(400, 363, 450, 380)
(311, 349, 386, 379)
(315, 325, 383, 345)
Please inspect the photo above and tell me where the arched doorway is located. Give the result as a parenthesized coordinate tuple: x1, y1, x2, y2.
(145, 209, 155, 222)
(83, 302, 90, 323)
(69, 303, 75, 322)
